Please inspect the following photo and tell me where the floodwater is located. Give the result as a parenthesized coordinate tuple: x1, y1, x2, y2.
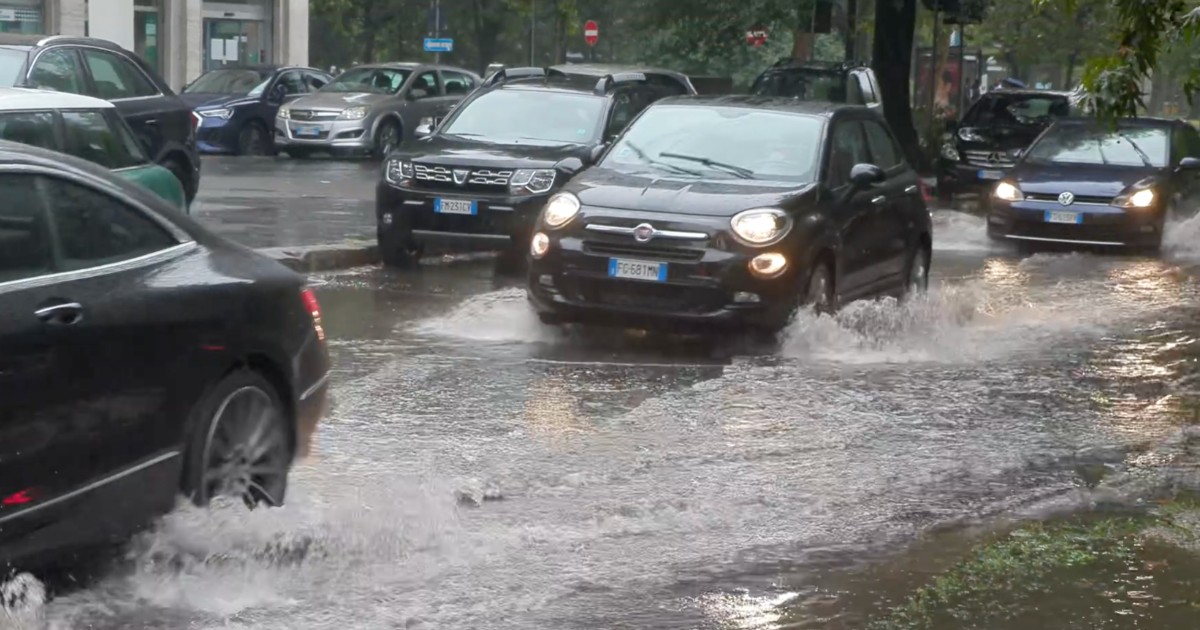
(15, 212, 1200, 629)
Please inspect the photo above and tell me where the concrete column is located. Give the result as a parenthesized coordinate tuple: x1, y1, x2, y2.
(87, 0, 133, 49)
(48, 0, 87, 35)
(274, 0, 308, 67)
(162, 0, 203, 91)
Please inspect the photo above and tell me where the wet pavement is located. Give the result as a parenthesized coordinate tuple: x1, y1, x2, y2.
(192, 156, 379, 249)
(25, 211, 1200, 629)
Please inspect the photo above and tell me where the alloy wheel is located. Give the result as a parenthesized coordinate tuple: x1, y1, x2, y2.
(807, 265, 832, 313)
(377, 123, 399, 157)
(200, 385, 290, 508)
(239, 126, 266, 156)
(908, 249, 930, 295)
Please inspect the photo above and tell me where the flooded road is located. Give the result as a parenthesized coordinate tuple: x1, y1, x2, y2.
(31, 213, 1200, 629)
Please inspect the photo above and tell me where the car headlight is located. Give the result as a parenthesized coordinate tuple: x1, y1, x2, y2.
(941, 142, 960, 161)
(198, 108, 233, 120)
(384, 158, 413, 184)
(730, 208, 792, 246)
(277, 107, 291, 120)
(542, 192, 580, 229)
(1114, 187, 1155, 208)
(993, 181, 1024, 201)
(338, 106, 368, 120)
(957, 127, 986, 142)
(511, 169, 557, 194)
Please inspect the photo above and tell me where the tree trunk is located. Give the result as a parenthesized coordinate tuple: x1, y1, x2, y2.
(873, 0, 920, 167)
(1063, 52, 1077, 89)
(359, 0, 381, 63)
(793, 28, 815, 60)
(472, 0, 502, 75)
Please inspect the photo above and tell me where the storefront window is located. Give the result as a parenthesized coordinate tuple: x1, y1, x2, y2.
(0, 0, 44, 34)
(202, 1, 273, 72)
(134, 0, 162, 74)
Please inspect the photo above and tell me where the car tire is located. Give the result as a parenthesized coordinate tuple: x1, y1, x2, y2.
(162, 157, 196, 205)
(237, 122, 270, 156)
(373, 120, 401, 159)
(803, 260, 835, 315)
(182, 369, 293, 508)
(379, 231, 422, 269)
(537, 312, 562, 326)
(902, 244, 931, 299)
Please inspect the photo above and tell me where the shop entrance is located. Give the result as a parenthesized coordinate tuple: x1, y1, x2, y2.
(203, 18, 269, 71)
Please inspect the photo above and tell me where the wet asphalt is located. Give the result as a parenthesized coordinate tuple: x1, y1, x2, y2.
(22, 159, 1200, 629)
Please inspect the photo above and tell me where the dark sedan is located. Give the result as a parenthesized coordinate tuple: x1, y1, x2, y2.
(0, 141, 329, 573)
(986, 117, 1200, 249)
(184, 65, 332, 155)
(526, 96, 933, 333)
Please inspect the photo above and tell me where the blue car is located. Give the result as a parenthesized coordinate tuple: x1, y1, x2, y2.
(183, 65, 333, 155)
(987, 117, 1200, 250)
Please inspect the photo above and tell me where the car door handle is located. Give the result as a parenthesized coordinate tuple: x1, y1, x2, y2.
(871, 195, 888, 206)
(35, 302, 84, 325)
(144, 118, 159, 126)
(904, 185, 919, 195)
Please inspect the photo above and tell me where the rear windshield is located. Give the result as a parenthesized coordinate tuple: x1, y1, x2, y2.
(751, 69, 846, 102)
(441, 89, 606, 144)
(963, 93, 1070, 127)
(0, 47, 28, 86)
(1024, 124, 1170, 167)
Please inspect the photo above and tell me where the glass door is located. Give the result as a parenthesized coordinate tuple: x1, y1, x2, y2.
(203, 19, 269, 72)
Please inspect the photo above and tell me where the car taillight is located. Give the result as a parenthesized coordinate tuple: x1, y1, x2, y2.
(301, 288, 325, 342)
(919, 179, 933, 204)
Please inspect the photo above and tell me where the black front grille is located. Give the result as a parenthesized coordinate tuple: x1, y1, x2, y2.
(572, 277, 726, 314)
(290, 110, 338, 122)
(583, 241, 704, 263)
(962, 150, 1015, 168)
(1025, 193, 1114, 205)
(409, 207, 514, 236)
(413, 163, 513, 191)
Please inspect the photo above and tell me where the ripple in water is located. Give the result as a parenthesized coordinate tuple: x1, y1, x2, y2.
(931, 210, 1007, 253)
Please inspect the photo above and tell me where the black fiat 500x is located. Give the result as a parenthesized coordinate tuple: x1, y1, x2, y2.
(526, 96, 933, 332)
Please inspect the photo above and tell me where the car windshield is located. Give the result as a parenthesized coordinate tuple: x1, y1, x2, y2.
(0, 47, 27, 87)
(1024, 124, 1170, 167)
(184, 68, 267, 94)
(751, 69, 846, 102)
(321, 67, 410, 94)
(440, 89, 606, 144)
(601, 104, 823, 182)
(963, 93, 1071, 127)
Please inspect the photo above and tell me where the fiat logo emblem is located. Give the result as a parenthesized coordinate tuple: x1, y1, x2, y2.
(1057, 191, 1075, 206)
(632, 223, 656, 242)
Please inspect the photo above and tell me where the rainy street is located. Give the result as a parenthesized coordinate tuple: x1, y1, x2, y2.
(31, 158, 1200, 628)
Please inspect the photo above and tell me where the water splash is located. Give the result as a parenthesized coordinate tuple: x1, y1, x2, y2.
(932, 210, 1006, 253)
(409, 287, 560, 344)
(1164, 213, 1200, 261)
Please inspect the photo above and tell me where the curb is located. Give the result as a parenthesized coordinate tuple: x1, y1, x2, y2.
(258, 239, 500, 273)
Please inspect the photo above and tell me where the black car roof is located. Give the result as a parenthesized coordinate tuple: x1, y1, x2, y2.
(982, 89, 1073, 98)
(0, 34, 126, 51)
(1052, 116, 1178, 128)
(494, 76, 610, 96)
(548, 63, 689, 81)
(653, 95, 855, 117)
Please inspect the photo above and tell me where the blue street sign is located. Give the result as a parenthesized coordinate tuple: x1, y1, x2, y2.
(424, 38, 453, 53)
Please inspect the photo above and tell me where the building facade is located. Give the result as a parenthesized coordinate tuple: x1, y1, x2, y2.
(0, 0, 309, 90)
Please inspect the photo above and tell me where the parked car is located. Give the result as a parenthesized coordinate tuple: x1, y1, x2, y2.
(750, 59, 882, 111)
(526, 96, 932, 333)
(938, 89, 1074, 199)
(0, 140, 329, 572)
(275, 62, 481, 158)
(0, 34, 202, 203)
(183, 65, 333, 155)
(547, 63, 698, 95)
(0, 87, 187, 211)
(986, 116, 1200, 250)
(376, 66, 696, 268)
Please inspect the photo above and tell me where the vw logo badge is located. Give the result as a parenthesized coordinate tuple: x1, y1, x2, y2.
(632, 223, 656, 243)
(453, 169, 470, 185)
(1057, 191, 1075, 206)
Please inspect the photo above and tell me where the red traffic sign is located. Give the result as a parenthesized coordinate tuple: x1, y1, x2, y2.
(584, 20, 599, 47)
(746, 28, 768, 47)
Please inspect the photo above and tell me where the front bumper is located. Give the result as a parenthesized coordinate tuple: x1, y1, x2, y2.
(274, 116, 373, 149)
(376, 180, 548, 247)
(987, 198, 1164, 247)
(938, 158, 1010, 196)
(196, 116, 238, 154)
(526, 218, 802, 330)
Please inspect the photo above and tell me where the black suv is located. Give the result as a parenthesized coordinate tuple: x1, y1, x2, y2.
(375, 66, 696, 267)
(0, 34, 201, 203)
(750, 59, 882, 110)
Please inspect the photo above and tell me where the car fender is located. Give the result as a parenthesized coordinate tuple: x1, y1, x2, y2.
(791, 212, 844, 281)
(371, 111, 406, 138)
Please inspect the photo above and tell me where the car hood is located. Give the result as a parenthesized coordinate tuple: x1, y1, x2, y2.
(1010, 162, 1164, 197)
(289, 92, 391, 110)
(402, 134, 593, 169)
(570, 167, 810, 217)
(180, 93, 257, 109)
(956, 124, 1048, 152)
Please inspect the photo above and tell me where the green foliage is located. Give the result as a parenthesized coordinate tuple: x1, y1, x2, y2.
(977, 0, 1113, 85)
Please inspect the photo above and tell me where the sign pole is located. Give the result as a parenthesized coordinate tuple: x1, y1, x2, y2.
(530, 0, 536, 66)
(434, 0, 441, 66)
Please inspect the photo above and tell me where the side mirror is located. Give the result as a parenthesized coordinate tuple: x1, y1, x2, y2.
(1178, 156, 1200, 170)
(408, 88, 428, 101)
(849, 163, 886, 188)
(415, 122, 433, 138)
(267, 85, 285, 104)
(588, 143, 607, 163)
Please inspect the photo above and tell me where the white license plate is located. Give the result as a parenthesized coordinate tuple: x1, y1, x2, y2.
(434, 198, 477, 215)
(1044, 211, 1081, 224)
(607, 258, 667, 282)
(292, 125, 322, 137)
(977, 169, 1003, 180)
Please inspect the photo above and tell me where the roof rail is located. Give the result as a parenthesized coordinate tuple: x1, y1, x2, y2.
(37, 35, 75, 46)
(482, 66, 546, 88)
(593, 72, 647, 95)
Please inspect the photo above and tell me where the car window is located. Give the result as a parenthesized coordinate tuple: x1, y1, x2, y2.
(42, 176, 175, 270)
(607, 91, 645, 138)
(862, 119, 903, 170)
(410, 71, 440, 98)
(304, 72, 329, 91)
(441, 89, 606, 144)
(1025, 124, 1170, 167)
(29, 48, 86, 94)
(0, 111, 59, 152)
(962, 94, 1070, 127)
(0, 173, 53, 283)
(1181, 125, 1200, 158)
(441, 70, 475, 96)
(275, 70, 306, 95)
(61, 110, 146, 170)
(81, 49, 157, 99)
(826, 120, 870, 188)
(751, 69, 846, 102)
(0, 47, 26, 87)
(321, 67, 410, 94)
(185, 68, 266, 94)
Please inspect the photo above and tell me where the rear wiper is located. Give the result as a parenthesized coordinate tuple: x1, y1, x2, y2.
(1115, 132, 1153, 167)
(659, 152, 756, 179)
(623, 141, 703, 176)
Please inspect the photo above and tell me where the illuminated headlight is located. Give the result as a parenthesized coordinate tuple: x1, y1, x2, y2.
(511, 169, 557, 194)
(957, 127, 985, 142)
(730, 208, 791, 246)
(277, 107, 291, 120)
(749, 253, 788, 278)
(993, 181, 1024, 201)
(542, 192, 580, 229)
(1115, 187, 1155, 208)
(198, 108, 233, 119)
(940, 142, 959, 161)
(338, 106, 368, 120)
(384, 158, 413, 184)
(530, 232, 550, 258)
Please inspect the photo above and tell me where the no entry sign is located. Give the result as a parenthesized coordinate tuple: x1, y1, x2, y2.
(584, 20, 599, 47)
(746, 27, 768, 47)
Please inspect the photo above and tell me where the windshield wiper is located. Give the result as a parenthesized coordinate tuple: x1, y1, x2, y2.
(1115, 132, 1153, 167)
(623, 142, 703, 176)
(659, 152, 756, 179)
